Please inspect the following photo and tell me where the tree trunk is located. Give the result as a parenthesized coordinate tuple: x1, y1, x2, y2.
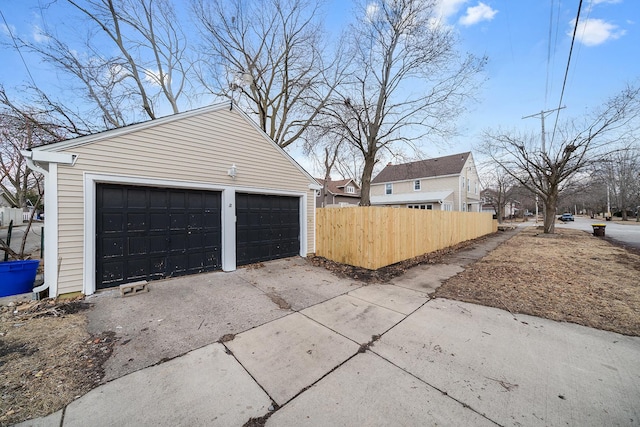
(496, 205, 505, 224)
(542, 192, 558, 234)
(359, 154, 376, 206)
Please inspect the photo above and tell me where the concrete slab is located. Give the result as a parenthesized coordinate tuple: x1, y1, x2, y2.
(267, 351, 495, 427)
(347, 283, 429, 314)
(226, 312, 359, 406)
(373, 298, 640, 426)
(14, 410, 63, 427)
(236, 257, 362, 311)
(86, 271, 288, 382)
(390, 264, 464, 294)
(63, 343, 271, 427)
(301, 295, 406, 345)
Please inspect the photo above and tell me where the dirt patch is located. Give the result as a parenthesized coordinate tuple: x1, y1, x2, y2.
(309, 238, 482, 283)
(0, 299, 116, 426)
(435, 227, 640, 336)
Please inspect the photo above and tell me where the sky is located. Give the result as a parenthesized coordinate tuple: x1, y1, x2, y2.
(1, 0, 639, 174)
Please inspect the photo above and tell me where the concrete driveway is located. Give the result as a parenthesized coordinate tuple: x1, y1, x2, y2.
(16, 230, 640, 427)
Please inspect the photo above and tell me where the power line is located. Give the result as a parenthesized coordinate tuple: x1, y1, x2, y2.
(550, 0, 584, 145)
(0, 9, 38, 88)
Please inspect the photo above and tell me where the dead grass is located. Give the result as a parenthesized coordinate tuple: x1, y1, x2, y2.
(435, 227, 640, 336)
(0, 300, 116, 426)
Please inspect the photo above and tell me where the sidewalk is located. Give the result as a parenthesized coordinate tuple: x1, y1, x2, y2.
(16, 228, 640, 426)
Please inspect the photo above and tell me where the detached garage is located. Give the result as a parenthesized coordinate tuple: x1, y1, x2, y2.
(22, 103, 321, 297)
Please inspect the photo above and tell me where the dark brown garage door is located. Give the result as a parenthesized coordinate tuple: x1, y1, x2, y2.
(236, 193, 300, 265)
(96, 184, 221, 289)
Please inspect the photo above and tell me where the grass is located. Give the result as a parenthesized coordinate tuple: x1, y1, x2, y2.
(435, 227, 640, 336)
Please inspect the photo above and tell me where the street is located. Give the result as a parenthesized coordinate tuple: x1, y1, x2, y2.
(555, 215, 640, 250)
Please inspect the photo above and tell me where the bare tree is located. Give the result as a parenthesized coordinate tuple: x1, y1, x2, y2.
(0, 108, 59, 209)
(15, 0, 192, 128)
(193, 0, 341, 149)
(319, 0, 485, 205)
(481, 166, 516, 223)
(483, 85, 640, 233)
(597, 142, 640, 220)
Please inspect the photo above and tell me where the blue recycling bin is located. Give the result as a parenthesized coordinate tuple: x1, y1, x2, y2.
(0, 260, 40, 297)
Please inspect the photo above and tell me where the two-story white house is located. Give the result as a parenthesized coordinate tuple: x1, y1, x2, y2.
(370, 152, 482, 212)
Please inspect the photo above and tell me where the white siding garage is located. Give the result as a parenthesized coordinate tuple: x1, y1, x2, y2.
(23, 103, 320, 297)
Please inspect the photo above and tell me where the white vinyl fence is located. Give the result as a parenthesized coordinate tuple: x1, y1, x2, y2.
(0, 207, 23, 227)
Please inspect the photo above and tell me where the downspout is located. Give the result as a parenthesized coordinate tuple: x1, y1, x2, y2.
(21, 150, 78, 298)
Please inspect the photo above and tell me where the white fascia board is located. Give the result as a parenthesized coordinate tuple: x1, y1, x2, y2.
(29, 150, 78, 165)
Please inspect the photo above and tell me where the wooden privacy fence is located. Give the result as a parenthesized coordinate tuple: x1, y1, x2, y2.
(316, 207, 498, 270)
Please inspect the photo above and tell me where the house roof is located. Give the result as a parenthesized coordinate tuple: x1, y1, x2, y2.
(315, 178, 361, 198)
(370, 191, 453, 205)
(371, 152, 472, 184)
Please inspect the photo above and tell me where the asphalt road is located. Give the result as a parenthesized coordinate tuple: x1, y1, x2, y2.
(555, 215, 640, 250)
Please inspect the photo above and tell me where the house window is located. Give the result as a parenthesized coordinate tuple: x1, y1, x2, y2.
(346, 185, 355, 194)
(385, 183, 392, 195)
(414, 180, 421, 191)
(443, 203, 452, 211)
(461, 177, 465, 189)
(467, 178, 470, 192)
(407, 204, 432, 210)
(474, 181, 478, 194)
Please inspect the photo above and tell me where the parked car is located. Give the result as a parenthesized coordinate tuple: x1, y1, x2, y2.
(558, 213, 574, 222)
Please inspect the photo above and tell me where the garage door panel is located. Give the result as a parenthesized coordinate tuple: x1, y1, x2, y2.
(170, 191, 186, 208)
(127, 258, 148, 279)
(149, 213, 169, 231)
(102, 213, 124, 232)
(100, 261, 124, 284)
(169, 234, 187, 251)
(102, 237, 124, 257)
(188, 213, 203, 228)
(128, 236, 147, 255)
(236, 193, 300, 266)
(127, 189, 147, 208)
(170, 213, 187, 230)
(97, 184, 221, 289)
(148, 236, 168, 253)
(102, 187, 124, 207)
(149, 190, 167, 208)
(127, 213, 146, 231)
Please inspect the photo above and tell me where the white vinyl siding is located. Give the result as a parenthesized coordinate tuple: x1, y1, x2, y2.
(52, 108, 315, 294)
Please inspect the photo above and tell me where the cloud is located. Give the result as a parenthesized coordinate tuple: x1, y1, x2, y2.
(435, 0, 468, 20)
(144, 69, 169, 86)
(1, 23, 17, 37)
(459, 2, 498, 26)
(31, 24, 49, 43)
(365, 2, 380, 22)
(571, 18, 625, 46)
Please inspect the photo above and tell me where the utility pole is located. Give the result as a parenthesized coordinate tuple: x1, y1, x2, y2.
(522, 106, 566, 153)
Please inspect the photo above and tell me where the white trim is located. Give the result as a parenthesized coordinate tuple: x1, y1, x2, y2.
(221, 188, 236, 272)
(299, 194, 308, 257)
(44, 163, 59, 298)
(83, 172, 309, 295)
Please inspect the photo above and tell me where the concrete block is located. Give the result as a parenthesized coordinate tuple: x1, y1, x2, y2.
(119, 281, 149, 297)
